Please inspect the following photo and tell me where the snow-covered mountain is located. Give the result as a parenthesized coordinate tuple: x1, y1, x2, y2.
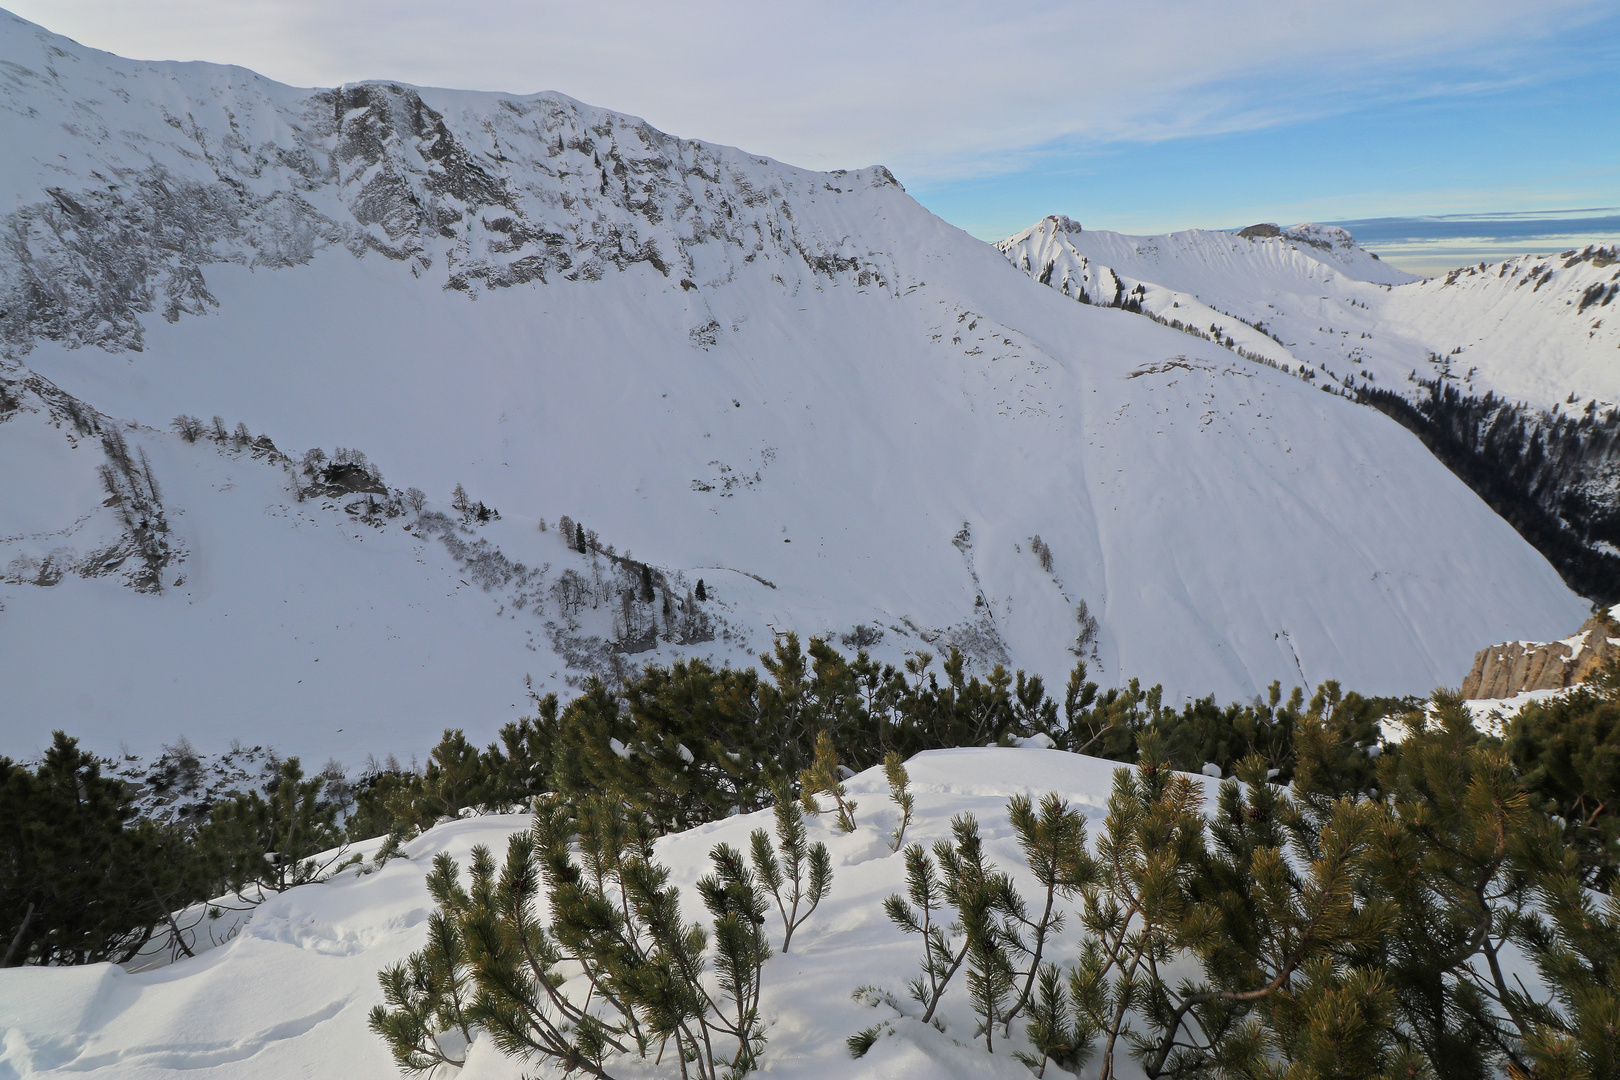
(998, 215, 1620, 411)
(999, 215, 1620, 601)
(0, 10, 1589, 764)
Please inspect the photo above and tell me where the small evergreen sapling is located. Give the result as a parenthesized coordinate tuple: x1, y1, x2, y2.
(880, 813, 1025, 1050)
(884, 842, 968, 1024)
(748, 790, 832, 953)
(884, 751, 915, 852)
(696, 843, 772, 1074)
(1002, 793, 1092, 1035)
(935, 813, 1018, 1052)
(1068, 733, 1206, 1080)
(800, 732, 857, 833)
(1014, 962, 1096, 1078)
(368, 852, 478, 1072)
(371, 795, 786, 1080)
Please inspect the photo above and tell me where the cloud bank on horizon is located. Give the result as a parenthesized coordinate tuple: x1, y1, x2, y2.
(5, 0, 1617, 261)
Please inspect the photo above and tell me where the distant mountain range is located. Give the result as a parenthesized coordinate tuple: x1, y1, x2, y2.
(1322, 209, 1620, 276)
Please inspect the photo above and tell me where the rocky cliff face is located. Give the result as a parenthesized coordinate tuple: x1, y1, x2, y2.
(1460, 609, 1620, 699)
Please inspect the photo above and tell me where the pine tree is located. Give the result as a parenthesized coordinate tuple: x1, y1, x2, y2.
(1014, 962, 1096, 1078)
(369, 852, 478, 1072)
(1001, 793, 1090, 1034)
(1068, 732, 1206, 1080)
(201, 757, 352, 897)
(372, 796, 786, 1079)
(416, 730, 489, 821)
(1, 733, 153, 965)
(1358, 695, 1536, 1078)
(696, 843, 772, 1073)
(1139, 755, 1390, 1078)
(1510, 812, 1620, 1079)
(936, 813, 1018, 1052)
(1505, 679, 1620, 889)
(696, 578, 707, 601)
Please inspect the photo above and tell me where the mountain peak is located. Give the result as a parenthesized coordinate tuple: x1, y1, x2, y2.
(1282, 222, 1356, 249)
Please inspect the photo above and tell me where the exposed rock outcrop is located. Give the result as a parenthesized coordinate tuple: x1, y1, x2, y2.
(1461, 608, 1620, 698)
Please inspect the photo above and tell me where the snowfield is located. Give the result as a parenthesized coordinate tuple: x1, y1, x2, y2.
(0, 748, 1200, 1080)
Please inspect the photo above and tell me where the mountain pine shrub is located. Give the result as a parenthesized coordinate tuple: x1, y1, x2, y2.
(1505, 669, 1620, 890)
(369, 793, 794, 1080)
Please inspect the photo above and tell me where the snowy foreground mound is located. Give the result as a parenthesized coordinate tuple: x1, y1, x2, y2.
(0, 748, 1156, 1080)
(0, 12, 1589, 763)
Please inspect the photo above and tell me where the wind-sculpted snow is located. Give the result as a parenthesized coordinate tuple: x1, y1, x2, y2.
(0, 11, 1593, 763)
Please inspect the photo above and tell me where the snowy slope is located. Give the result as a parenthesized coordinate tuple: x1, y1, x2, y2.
(0, 12, 1590, 764)
(0, 748, 1207, 1080)
(999, 215, 1620, 411)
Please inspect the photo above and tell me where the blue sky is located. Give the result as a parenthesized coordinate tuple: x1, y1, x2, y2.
(911, 22, 1620, 235)
(903, 8, 1620, 273)
(8, 1, 1618, 273)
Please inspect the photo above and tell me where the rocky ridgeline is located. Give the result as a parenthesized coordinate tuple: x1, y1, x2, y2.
(1460, 608, 1620, 699)
(0, 16, 905, 357)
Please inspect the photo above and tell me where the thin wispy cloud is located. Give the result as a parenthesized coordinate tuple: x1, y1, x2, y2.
(4, 0, 1610, 181)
